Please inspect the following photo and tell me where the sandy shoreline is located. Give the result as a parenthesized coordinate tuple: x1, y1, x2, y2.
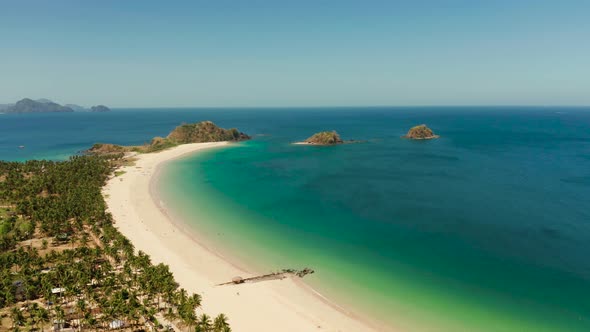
(103, 142, 381, 332)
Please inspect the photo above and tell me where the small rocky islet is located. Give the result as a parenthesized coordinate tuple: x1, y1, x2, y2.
(403, 124, 439, 140)
(296, 130, 366, 145)
(302, 131, 344, 145)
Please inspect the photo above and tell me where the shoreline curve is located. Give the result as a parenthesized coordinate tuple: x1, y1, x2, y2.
(103, 142, 384, 332)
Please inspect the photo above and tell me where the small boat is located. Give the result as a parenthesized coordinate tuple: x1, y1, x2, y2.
(18, 145, 25, 149)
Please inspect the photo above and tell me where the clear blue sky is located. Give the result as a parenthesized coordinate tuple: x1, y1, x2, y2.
(1, 0, 589, 107)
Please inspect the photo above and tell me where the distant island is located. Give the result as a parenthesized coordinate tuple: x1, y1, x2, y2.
(90, 105, 111, 112)
(0, 98, 111, 113)
(5, 98, 74, 113)
(0, 103, 13, 112)
(88, 120, 250, 154)
(65, 104, 87, 111)
(403, 124, 439, 140)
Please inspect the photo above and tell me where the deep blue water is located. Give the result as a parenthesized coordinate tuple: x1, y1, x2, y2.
(2, 107, 590, 331)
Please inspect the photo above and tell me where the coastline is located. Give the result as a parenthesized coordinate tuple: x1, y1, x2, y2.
(103, 142, 382, 332)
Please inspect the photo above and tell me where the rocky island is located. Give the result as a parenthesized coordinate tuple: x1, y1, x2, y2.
(403, 124, 439, 140)
(295, 131, 365, 145)
(88, 120, 250, 154)
(90, 105, 111, 112)
(297, 131, 344, 145)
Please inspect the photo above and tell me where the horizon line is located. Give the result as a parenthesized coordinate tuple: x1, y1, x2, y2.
(109, 104, 590, 109)
(3, 102, 590, 110)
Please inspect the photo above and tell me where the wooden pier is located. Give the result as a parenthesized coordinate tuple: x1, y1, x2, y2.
(216, 268, 315, 286)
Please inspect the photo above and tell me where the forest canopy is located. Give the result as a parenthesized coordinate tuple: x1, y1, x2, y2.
(0, 155, 230, 332)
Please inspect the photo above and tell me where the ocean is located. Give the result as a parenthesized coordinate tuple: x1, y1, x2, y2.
(2, 107, 590, 331)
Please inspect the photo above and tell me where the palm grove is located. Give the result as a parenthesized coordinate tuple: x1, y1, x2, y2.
(0, 155, 230, 331)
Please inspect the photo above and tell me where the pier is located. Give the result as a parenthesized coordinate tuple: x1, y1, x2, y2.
(217, 268, 315, 286)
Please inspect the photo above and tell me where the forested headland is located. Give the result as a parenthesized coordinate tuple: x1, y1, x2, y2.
(87, 121, 249, 155)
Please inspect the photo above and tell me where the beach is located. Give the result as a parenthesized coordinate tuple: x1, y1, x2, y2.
(103, 142, 380, 332)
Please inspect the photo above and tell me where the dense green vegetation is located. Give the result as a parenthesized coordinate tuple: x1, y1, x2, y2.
(87, 144, 131, 155)
(403, 124, 439, 139)
(166, 121, 249, 144)
(0, 155, 230, 331)
(142, 137, 178, 153)
(88, 121, 249, 155)
(304, 131, 343, 145)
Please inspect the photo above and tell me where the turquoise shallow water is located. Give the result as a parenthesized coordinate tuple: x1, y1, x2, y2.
(158, 108, 590, 331)
(2, 107, 590, 331)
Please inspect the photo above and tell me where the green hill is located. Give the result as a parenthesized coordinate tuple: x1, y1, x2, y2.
(88, 121, 250, 155)
(404, 124, 439, 140)
(167, 121, 249, 144)
(304, 131, 344, 145)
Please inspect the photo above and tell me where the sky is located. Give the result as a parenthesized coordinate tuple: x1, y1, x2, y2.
(0, 0, 589, 107)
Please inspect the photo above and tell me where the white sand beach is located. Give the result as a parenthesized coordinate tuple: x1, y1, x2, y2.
(103, 142, 381, 332)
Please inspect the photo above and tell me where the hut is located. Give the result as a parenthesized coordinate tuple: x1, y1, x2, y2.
(109, 320, 125, 329)
(51, 287, 65, 295)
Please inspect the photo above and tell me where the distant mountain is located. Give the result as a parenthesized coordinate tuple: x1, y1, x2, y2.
(4, 98, 74, 113)
(87, 121, 249, 155)
(0, 103, 14, 112)
(90, 105, 111, 112)
(1, 98, 111, 113)
(65, 104, 88, 111)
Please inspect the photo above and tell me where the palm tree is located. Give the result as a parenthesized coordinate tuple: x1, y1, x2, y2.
(197, 314, 212, 332)
(0, 156, 233, 332)
(183, 311, 198, 332)
(189, 294, 201, 309)
(80, 233, 90, 247)
(35, 306, 50, 332)
(10, 307, 24, 328)
(4, 288, 16, 307)
(76, 299, 87, 330)
(213, 314, 230, 332)
(54, 305, 65, 329)
(28, 303, 38, 330)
